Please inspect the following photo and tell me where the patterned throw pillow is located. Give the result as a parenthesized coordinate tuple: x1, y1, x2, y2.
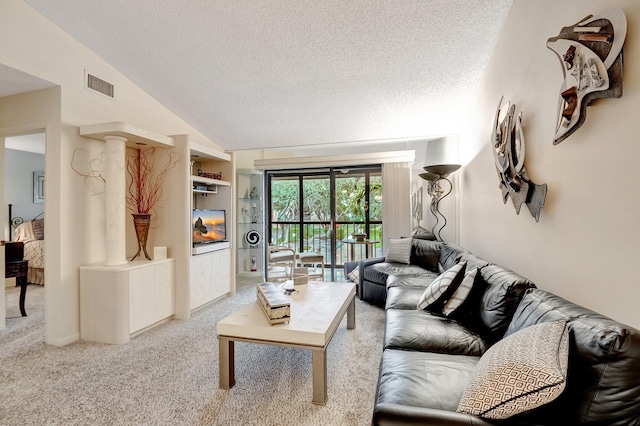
(385, 238, 412, 264)
(442, 267, 479, 316)
(416, 261, 466, 310)
(457, 320, 569, 419)
(347, 268, 359, 283)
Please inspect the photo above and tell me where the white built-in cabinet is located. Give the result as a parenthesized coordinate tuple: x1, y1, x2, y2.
(79, 259, 175, 344)
(77, 123, 235, 344)
(190, 249, 231, 310)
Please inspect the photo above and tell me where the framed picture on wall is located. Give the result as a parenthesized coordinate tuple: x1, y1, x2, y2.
(33, 171, 44, 204)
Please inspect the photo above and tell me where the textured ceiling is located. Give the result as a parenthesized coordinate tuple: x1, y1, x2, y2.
(24, 0, 513, 151)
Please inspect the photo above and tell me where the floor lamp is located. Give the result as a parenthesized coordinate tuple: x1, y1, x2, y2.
(419, 164, 461, 241)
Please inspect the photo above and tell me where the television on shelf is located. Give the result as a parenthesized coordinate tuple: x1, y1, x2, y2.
(192, 209, 226, 246)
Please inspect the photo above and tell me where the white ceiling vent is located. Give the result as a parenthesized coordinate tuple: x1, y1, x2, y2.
(85, 70, 114, 99)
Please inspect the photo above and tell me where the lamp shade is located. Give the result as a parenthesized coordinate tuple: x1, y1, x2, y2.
(423, 164, 461, 178)
(419, 172, 440, 182)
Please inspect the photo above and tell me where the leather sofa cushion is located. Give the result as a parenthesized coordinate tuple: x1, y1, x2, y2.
(505, 289, 640, 425)
(385, 287, 425, 310)
(410, 239, 442, 272)
(474, 264, 536, 344)
(458, 253, 490, 271)
(386, 275, 436, 290)
(375, 349, 478, 411)
(363, 262, 433, 286)
(438, 243, 469, 271)
(385, 309, 487, 356)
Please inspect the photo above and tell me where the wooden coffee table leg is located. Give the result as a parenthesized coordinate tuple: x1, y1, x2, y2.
(219, 337, 235, 389)
(312, 348, 327, 405)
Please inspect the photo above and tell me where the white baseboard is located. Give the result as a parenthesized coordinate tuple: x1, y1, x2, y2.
(46, 332, 80, 346)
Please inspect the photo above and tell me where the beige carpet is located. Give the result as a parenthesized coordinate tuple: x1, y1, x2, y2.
(1, 283, 384, 425)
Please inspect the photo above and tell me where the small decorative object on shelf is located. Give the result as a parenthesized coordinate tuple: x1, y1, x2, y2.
(199, 171, 222, 180)
(245, 230, 261, 248)
(256, 282, 290, 325)
(491, 97, 547, 222)
(250, 255, 257, 272)
(547, 8, 626, 144)
(249, 186, 259, 198)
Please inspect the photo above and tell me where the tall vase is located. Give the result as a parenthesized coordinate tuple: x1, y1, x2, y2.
(131, 213, 151, 261)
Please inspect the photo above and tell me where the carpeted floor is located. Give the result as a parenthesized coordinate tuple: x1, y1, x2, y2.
(1, 283, 384, 425)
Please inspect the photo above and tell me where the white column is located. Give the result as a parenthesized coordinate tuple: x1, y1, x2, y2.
(104, 135, 128, 266)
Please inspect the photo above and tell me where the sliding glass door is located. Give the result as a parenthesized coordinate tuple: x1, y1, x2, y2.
(267, 166, 382, 280)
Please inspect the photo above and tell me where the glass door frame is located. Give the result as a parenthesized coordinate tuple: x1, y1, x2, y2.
(266, 165, 382, 281)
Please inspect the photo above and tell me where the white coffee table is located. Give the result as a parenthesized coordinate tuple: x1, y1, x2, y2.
(216, 281, 356, 405)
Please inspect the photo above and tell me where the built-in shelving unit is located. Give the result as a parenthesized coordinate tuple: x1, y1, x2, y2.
(76, 125, 236, 343)
(188, 140, 235, 311)
(236, 169, 264, 281)
(78, 122, 180, 343)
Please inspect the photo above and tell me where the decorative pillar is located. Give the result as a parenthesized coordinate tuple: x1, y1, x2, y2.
(104, 135, 128, 266)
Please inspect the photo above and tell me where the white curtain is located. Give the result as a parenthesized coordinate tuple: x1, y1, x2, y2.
(382, 162, 412, 253)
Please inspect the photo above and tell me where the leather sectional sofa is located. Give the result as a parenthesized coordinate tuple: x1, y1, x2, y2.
(345, 238, 640, 425)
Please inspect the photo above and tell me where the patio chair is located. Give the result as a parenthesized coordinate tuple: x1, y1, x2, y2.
(267, 244, 296, 282)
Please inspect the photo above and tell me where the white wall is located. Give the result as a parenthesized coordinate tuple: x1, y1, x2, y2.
(0, 0, 225, 344)
(4, 148, 45, 232)
(460, 0, 640, 328)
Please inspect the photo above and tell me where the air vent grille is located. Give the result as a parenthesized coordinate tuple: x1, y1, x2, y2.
(86, 73, 114, 98)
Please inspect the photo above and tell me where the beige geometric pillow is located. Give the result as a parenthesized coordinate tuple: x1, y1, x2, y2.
(457, 320, 569, 419)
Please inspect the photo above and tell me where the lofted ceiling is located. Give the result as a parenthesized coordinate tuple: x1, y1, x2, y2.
(23, 0, 513, 151)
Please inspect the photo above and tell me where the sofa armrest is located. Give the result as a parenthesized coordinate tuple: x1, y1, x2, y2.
(361, 256, 386, 268)
(344, 261, 359, 276)
(373, 403, 495, 426)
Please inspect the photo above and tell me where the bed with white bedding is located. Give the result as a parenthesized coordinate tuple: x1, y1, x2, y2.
(10, 213, 44, 285)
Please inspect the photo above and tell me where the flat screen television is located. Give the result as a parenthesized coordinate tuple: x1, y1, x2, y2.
(192, 209, 226, 245)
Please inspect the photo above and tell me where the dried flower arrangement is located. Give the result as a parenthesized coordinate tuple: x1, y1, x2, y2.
(125, 147, 180, 215)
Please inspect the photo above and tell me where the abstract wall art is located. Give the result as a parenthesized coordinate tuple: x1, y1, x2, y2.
(491, 97, 547, 222)
(547, 8, 627, 145)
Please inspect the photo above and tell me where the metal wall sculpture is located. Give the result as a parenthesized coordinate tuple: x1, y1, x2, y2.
(547, 8, 627, 145)
(492, 97, 547, 222)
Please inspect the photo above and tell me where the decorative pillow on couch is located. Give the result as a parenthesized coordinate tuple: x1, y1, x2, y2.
(347, 268, 359, 283)
(416, 261, 466, 311)
(457, 320, 569, 419)
(385, 238, 412, 264)
(442, 267, 480, 316)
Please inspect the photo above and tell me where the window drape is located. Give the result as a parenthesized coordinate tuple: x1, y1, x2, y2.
(382, 162, 412, 252)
